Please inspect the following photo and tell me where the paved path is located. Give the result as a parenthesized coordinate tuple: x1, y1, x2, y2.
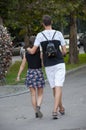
(79, 46, 85, 54)
(12, 56, 21, 64)
(0, 66, 86, 130)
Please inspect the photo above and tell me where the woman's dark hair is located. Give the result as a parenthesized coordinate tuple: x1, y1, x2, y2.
(29, 35, 40, 53)
(24, 36, 36, 49)
(42, 15, 52, 26)
(29, 36, 36, 48)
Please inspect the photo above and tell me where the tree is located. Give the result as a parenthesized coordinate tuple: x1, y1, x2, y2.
(69, 11, 78, 64)
(52, 0, 86, 64)
(1, 0, 86, 64)
(67, 0, 86, 64)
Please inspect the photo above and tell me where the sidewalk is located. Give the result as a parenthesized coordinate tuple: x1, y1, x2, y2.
(12, 56, 21, 64)
(0, 64, 86, 98)
(0, 65, 86, 130)
(0, 85, 29, 98)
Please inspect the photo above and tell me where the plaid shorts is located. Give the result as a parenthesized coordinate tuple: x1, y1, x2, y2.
(25, 68, 45, 88)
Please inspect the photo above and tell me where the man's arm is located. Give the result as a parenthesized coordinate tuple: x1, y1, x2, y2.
(27, 46, 38, 54)
(61, 45, 67, 56)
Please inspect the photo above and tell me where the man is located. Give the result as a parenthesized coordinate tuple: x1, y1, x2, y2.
(27, 15, 66, 119)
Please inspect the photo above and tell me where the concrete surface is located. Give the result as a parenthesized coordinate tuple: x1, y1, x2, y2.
(0, 65, 86, 130)
(12, 56, 21, 64)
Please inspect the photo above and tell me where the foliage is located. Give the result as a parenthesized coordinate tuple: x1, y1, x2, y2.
(0, 25, 12, 85)
(0, 0, 86, 33)
(53, 0, 86, 64)
(64, 53, 86, 70)
(0, 0, 86, 64)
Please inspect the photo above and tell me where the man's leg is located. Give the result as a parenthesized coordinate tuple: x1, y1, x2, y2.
(59, 90, 65, 115)
(53, 87, 64, 111)
(52, 87, 62, 119)
(53, 87, 62, 113)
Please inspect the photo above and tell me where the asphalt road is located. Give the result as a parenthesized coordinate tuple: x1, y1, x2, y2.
(0, 66, 86, 130)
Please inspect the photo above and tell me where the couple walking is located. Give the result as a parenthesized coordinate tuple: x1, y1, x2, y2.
(16, 15, 66, 119)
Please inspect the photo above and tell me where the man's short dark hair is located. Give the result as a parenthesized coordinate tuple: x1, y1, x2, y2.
(42, 15, 52, 26)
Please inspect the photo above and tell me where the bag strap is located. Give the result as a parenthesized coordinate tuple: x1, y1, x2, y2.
(41, 31, 57, 41)
(41, 32, 48, 41)
(52, 31, 57, 40)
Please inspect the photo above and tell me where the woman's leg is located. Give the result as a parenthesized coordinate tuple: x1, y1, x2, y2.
(37, 87, 43, 107)
(36, 87, 44, 118)
(29, 87, 37, 112)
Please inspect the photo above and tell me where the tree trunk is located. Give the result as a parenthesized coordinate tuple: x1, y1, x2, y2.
(68, 12, 79, 64)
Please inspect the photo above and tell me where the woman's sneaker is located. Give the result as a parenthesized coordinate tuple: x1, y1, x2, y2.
(36, 106, 43, 118)
(35, 112, 38, 118)
(52, 112, 58, 120)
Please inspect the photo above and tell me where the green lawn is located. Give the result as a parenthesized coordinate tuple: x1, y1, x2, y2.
(6, 53, 86, 85)
(64, 53, 86, 70)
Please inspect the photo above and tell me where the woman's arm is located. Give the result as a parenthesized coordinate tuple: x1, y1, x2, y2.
(16, 54, 26, 81)
(40, 51, 44, 67)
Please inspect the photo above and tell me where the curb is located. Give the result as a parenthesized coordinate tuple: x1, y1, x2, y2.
(66, 64, 86, 75)
(0, 64, 86, 99)
(0, 89, 29, 99)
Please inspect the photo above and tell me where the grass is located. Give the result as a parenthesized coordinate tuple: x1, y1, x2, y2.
(6, 61, 27, 85)
(5, 53, 86, 85)
(64, 53, 86, 70)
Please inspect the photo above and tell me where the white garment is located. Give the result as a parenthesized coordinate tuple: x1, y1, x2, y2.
(45, 63, 66, 88)
(34, 30, 65, 47)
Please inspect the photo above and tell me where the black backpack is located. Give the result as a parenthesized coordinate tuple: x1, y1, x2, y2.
(41, 31, 57, 58)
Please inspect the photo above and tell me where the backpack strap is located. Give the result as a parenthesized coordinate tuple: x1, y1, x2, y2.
(41, 32, 48, 41)
(52, 31, 57, 40)
(41, 31, 57, 41)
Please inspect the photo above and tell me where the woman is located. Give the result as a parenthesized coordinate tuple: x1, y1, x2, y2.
(16, 36, 45, 118)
